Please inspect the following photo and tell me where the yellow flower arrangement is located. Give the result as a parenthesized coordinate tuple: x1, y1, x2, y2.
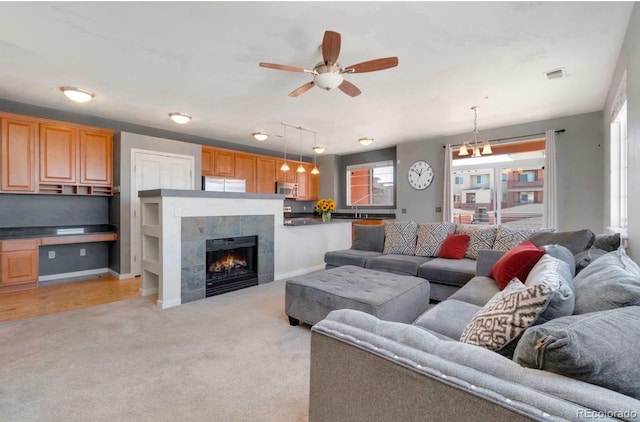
(315, 197, 336, 222)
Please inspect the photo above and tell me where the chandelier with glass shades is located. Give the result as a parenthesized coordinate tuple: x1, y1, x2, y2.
(458, 106, 492, 157)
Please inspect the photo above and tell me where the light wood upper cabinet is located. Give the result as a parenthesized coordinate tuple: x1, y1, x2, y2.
(201, 146, 215, 176)
(308, 165, 320, 201)
(296, 166, 309, 199)
(256, 157, 276, 194)
(213, 149, 235, 177)
(234, 153, 257, 193)
(1, 116, 37, 192)
(39, 123, 77, 183)
(80, 129, 112, 186)
(276, 160, 297, 183)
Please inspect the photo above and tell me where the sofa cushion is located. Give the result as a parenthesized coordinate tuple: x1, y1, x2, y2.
(489, 240, 545, 290)
(460, 279, 552, 352)
(365, 254, 431, 276)
(383, 221, 418, 255)
(455, 224, 498, 260)
(324, 249, 383, 268)
(448, 276, 500, 307)
(574, 246, 608, 274)
(514, 306, 640, 400)
(412, 299, 482, 341)
(492, 225, 554, 251)
(414, 222, 456, 257)
(438, 234, 470, 259)
(417, 258, 476, 288)
(524, 254, 575, 324)
(352, 224, 385, 252)
(528, 229, 595, 255)
(572, 247, 640, 314)
(593, 232, 621, 252)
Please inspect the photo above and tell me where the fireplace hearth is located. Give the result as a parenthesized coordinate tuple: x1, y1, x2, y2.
(205, 235, 258, 297)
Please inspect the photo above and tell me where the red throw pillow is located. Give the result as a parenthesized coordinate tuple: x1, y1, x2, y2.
(438, 234, 470, 259)
(489, 240, 545, 290)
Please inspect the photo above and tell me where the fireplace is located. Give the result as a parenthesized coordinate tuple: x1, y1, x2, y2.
(205, 235, 258, 297)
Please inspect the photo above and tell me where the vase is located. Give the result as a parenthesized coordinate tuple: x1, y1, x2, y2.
(322, 212, 331, 222)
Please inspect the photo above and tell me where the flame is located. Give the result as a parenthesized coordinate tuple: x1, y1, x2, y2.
(209, 253, 248, 273)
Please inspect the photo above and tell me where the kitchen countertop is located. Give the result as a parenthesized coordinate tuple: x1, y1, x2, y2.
(0, 224, 117, 240)
(283, 217, 358, 226)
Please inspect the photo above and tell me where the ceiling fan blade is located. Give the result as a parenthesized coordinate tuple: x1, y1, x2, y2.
(338, 80, 361, 97)
(343, 57, 399, 73)
(259, 62, 309, 73)
(288, 81, 315, 97)
(322, 30, 341, 65)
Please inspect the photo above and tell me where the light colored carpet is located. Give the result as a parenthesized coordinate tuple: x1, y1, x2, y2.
(0, 279, 311, 422)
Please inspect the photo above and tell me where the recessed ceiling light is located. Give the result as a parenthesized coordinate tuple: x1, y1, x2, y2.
(252, 132, 269, 141)
(59, 86, 95, 103)
(358, 137, 374, 146)
(169, 112, 192, 124)
(312, 145, 325, 154)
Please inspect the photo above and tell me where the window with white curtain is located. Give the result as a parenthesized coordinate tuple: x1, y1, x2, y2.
(610, 100, 628, 235)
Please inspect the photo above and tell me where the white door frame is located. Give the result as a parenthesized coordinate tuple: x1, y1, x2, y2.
(130, 148, 195, 277)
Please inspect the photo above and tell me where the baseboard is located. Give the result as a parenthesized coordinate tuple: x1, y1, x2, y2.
(158, 297, 181, 309)
(141, 287, 158, 296)
(39, 268, 111, 283)
(108, 269, 136, 280)
(276, 264, 325, 281)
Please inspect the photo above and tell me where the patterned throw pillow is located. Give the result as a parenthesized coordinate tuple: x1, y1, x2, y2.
(414, 222, 456, 257)
(455, 224, 498, 260)
(383, 221, 418, 255)
(460, 279, 552, 351)
(493, 226, 555, 251)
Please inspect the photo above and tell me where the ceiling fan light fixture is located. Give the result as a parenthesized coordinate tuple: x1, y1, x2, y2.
(252, 132, 269, 141)
(358, 137, 373, 146)
(314, 72, 344, 90)
(169, 112, 192, 124)
(60, 86, 95, 103)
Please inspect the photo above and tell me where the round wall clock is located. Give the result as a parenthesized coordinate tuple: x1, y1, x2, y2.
(407, 160, 434, 190)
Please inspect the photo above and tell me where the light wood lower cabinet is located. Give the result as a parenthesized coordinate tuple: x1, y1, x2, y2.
(0, 239, 39, 293)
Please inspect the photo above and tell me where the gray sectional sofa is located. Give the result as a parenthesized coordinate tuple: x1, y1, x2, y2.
(324, 221, 593, 301)
(310, 232, 640, 421)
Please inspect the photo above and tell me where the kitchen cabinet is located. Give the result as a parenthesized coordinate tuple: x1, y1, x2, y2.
(213, 149, 235, 177)
(201, 146, 215, 176)
(276, 160, 297, 183)
(308, 165, 320, 200)
(39, 123, 77, 184)
(79, 129, 112, 188)
(234, 153, 257, 193)
(1, 116, 37, 192)
(256, 157, 276, 194)
(0, 239, 39, 293)
(294, 163, 320, 200)
(296, 165, 309, 200)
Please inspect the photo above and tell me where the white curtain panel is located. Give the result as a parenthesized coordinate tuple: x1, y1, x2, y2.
(443, 144, 453, 222)
(543, 130, 558, 229)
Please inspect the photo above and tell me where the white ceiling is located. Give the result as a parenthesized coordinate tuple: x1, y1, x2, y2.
(0, 2, 633, 156)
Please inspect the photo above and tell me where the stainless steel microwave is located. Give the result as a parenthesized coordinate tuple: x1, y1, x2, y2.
(276, 182, 298, 199)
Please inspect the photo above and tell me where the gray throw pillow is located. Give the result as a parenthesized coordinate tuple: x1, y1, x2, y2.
(514, 306, 640, 400)
(524, 254, 575, 323)
(593, 232, 621, 252)
(528, 229, 595, 255)
(351, 224, 385, 252)
(572, 247, 640, 314)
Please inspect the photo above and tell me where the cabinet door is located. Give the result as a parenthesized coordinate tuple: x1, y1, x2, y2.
(308, 164, 320, 200)
(234, 153, 257, 193)
(39, 123, 77, 183)
(213, 149, 234, 177)
(296, 165, 309, 199)
(0, 239, 38, 292)
(276, 160, 297, 182)
(1, 116, 37, 192)
(201, 146, 215, 176)
(79, 129, 112, 186)
(256, 157, 276, 194)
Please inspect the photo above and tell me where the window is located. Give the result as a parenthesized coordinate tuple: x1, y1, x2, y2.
(454, 175, 464, 185)
(610, 100, 628, 234)
(346, 160, 394, 206)
(451, 140, 545, 227)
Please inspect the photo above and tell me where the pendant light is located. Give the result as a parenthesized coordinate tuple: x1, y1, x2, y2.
(458, 106, 492, 157)
(280, 124, 290, 172)
(296, 127, 306, 173)
(311, 133, 320, 174)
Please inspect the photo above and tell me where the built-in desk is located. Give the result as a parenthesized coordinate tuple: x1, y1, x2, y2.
(0, 226, 117, 293)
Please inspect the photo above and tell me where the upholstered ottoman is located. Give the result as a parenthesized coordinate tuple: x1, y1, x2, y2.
(285, 265, 431, 326)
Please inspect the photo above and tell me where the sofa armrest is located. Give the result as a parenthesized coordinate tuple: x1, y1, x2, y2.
(310, 309, 640, 422)
(475, 249, 505, 276)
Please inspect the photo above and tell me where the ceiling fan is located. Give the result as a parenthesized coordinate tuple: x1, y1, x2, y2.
(259, 30, 399, 97)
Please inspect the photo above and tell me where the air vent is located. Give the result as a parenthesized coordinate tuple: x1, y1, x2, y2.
(545, 68, 565, 80)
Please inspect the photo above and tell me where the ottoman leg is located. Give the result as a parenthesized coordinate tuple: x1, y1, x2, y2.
(288, 316, 300, 326)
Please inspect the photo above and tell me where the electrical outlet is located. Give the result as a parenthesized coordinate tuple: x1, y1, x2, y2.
(80, 248, 86, 256)
(303, 206, 307, 211)
(436, 207, 442, 213)
(48, 251, 56, 259)
(401, 208, 407, 214)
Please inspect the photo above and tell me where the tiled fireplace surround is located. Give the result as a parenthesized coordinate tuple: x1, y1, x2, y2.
(180, 215, 275, 303)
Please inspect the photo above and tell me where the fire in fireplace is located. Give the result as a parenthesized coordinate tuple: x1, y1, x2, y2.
(205, 235, 258, 297)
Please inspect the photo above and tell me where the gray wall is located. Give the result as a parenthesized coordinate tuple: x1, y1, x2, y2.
(395, 111, 604, 232)
(603, 4, 639, 259)
(0, 194, 109, 227)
